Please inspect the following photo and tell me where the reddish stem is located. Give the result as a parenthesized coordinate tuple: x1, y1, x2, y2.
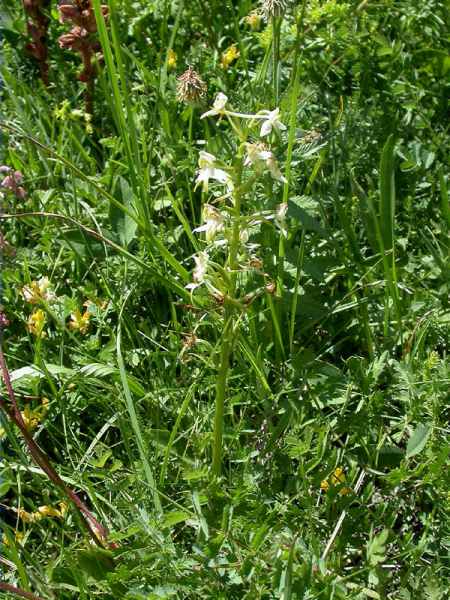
(0, 345, 117, 549)
(0, 583, 44, 600)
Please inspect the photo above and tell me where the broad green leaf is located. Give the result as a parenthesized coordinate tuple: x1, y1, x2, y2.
(406, 423, 432, 458)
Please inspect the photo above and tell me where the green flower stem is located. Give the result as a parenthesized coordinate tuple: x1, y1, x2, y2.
(212, 147, 244, 476)
(211, 312, 234, 476)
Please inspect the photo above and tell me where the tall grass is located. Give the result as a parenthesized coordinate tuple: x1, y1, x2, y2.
(0, 0, 448, 598)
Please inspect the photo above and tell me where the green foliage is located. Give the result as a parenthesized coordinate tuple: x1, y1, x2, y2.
(0, 0, 448, 599)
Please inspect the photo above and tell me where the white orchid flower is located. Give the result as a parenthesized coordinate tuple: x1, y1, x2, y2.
(244, 143, 287, 183)
(265, 154, 287, 183)
(258, 108, 287, 137)
(195, 151, 233, 192)
(201, 93, 229, 119)
(194, 204, 225, 242)
(186, 251, 209, 290)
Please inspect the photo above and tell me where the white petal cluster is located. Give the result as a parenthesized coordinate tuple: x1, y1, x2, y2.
(186, 252, 209, 290)
(194, 204, 225, 242)
(201, 93, 229, 119)
(244, 143, 287, 183)
(195, 151, 233, 192)
(201, 94, 287, 139)
(258, 108, 287, 137)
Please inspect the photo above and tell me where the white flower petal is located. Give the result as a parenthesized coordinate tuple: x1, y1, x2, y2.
(260, 120, 272, 137)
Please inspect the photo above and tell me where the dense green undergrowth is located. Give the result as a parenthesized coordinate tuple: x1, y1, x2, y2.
(0, 1, 448, 598)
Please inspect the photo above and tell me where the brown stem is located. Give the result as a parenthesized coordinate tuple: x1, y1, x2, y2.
(40, 61, 49, 87)
(0, 346, 117, 549)
(23, 1, 50, 86)
(80, 50, 95, 115)
(0, 583, 44, 600)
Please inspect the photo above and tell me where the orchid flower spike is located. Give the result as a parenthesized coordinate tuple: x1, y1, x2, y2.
(186, 252, 209, 290)
(193, 204, 225, 242)
(195, 151, 233, 192)
(244, 143, 287, 183)
(201, 93, 229, 119)
(258, 108, 287, 137)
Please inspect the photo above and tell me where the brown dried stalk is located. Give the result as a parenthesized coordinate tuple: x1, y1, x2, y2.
(0, 582, 45, 600)
(23, 0, 51, 85)
(58, 0, 108, 115)
(0, 341, 117, 550)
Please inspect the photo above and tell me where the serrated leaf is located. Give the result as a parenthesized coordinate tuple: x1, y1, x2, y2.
(406, 423, 432, 458)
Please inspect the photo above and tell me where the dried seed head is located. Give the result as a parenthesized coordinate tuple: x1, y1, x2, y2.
(261, 0, 288, 19)
(177, 66, 207, 104)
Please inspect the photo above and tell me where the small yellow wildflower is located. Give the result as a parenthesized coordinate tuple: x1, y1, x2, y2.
(321, 467, 352, 495)
(70, 109, 93, 134)
(220, 45, 240, 70)
(58, 501, 69, 517)
(167, 49, 177, 69)
(84, 112, 93, 135)
(21, 406, 40, 431)
(69, 308, 90, 334)
(22, 276, 55, 304)
(3, 531, 25, 546)
(17, 508, 40, 523)
(37, 505, 63, 518)
(54, 99, 71, 121)
(27, 309, 46, 338)
(3, 398, 49, 436)
(245, 11, 262, 30)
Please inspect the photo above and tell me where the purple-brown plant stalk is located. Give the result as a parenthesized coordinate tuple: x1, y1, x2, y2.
(58, 0, 108, 115)
(0, 319, 117, 549)
(0, 582, 44, 600)
(23, 0, 50, 86)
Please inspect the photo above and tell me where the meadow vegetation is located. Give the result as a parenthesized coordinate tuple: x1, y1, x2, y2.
(0, 0, 449, 598)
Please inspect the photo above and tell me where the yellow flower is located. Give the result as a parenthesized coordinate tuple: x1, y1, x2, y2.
(37, 505, 63, 518)
(245, 11, 262, 30)
(167, 49, 177, 69)
(19, 398, 49, 432)
(21, 406, 40, 431)
(17, 508, 40, 523)
(320, 478, 330, 492)
(53, 99, 71, 121)
(69, 308, 90, 334)
(27, 309, 46, 338)
(58, 501, 69, 517)
(22, 276, 56, 304)
(3, 531, 25, 546)
(321, 467, 352, 495)
(221, 45, 240, 69)
(84, 112, 93, 135)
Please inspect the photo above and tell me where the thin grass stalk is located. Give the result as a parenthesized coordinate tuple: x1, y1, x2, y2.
(116, 313, 162, 515)
(0, 211, 188, 300)
(272, 17, 281, 104)
(288, 229, 305, 353)
(438, 167, 449, 231)
(92, 0, 143, 211)
(278, 0, 308, 354)
(0, 123, 190, 285)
